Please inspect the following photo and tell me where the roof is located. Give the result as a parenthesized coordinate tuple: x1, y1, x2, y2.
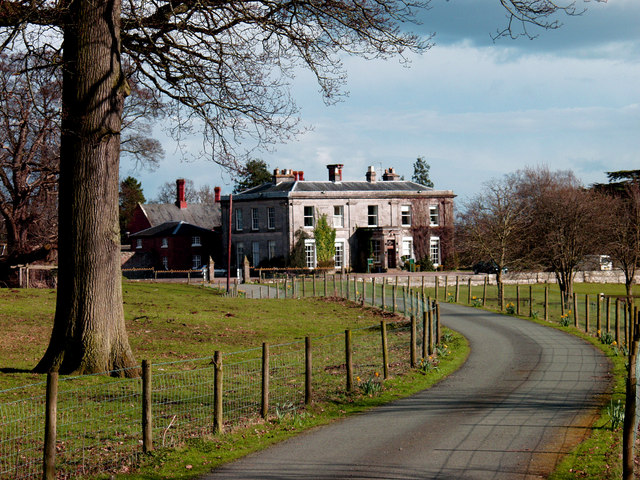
(139, 203, 221, 229)
(227, 180, 451, 200)
(130, 221, 217, 238)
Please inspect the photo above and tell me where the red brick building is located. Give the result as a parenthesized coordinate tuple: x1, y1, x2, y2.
(123, 179, 222, 272)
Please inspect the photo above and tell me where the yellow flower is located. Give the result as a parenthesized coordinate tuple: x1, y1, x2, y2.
(568, 310, 572, 314)
(356, 376, 361, 382)
(472, 296, 477, 300)
(597, 330, 601, 335)
(374, 372, 380, 377)
(613, 341, 617, 346)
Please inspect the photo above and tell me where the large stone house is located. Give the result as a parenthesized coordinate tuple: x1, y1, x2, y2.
(220, 164, 454, 273)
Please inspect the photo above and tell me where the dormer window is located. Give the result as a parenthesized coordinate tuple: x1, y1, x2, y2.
(136, 239, 142, 249)
(161, 238, 168, 248)
(192, 235, 201, 246)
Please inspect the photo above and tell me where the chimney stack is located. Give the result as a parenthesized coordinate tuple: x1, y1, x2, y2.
(366, 166, 376, 183)
(382, 167, 400, 181)
(214, 186, 221, 203)
(299, 171, 304, 181)
(272, 168, 296, 184)
(176, 179, 187, 209)
(327, 164, 344, 182)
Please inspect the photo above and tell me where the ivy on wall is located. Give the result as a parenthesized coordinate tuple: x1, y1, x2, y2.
(314, 214, 336, 268)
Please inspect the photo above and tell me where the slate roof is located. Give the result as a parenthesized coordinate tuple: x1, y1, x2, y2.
(139, 203, 221, 229)
(131, 221, 216, 238)
(231, 180, 441, 200)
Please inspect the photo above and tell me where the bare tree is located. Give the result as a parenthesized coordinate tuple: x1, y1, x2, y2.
(153, 179, 217, 205)
(1, 0, 433, 375)
(515, 166, 608, 307)
(457, 177, 527, 308)
(605, 181, 640, 301)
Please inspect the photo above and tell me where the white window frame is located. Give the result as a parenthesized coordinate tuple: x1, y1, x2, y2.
(368, 205, 378, 227)
(304, 239, 316, 268)
(429, 205, 439, 227)
(401, 205, 412, 227)
(334, 240, 344, 269)
(333, 205, 344, 228)
(251, 208, 259, 231)
(267, 207, 275, 230)
(192, 254, 202, 270)
(161, 237, 168, 248)
(136, 239, 142, 249)
(252, 242, 260, 267)
(192, 235, 201, 246)
(235, 209, 244, 231)
(430, 236, 441, 266)
(402, 236, 414, 259)
(268, 240, 276, 260)
(304, 206, 314, 228)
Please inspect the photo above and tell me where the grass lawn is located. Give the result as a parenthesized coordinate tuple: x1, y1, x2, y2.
(0, 281, 468, 479)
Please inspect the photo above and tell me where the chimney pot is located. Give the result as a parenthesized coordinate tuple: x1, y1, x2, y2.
(176, 179, 187, 209)
(366, 166, 377, 183)
(214, 186, 221, 203)
(299, 171, 304, 181)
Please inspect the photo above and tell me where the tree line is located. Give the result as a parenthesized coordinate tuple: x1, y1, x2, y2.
(456, 166, 640, 309)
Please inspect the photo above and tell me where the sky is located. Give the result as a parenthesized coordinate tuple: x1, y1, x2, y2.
(120, 0, 640, 204)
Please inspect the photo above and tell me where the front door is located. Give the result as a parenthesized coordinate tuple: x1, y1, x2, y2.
(386, 239, 396, 269)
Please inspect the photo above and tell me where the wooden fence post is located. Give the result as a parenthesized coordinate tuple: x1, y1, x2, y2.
(362, 278, 366, 306)
(381, 279, 386, 311)
(454, 276, 460, 303)
(313, 274, 316, 296)
(623, 338, 639, 480)
(573, 294, 579, 328)
(444, 276, 448, 301)
(422, 311, 428, 359)
(516, 285, 521, 316)
(345, 330, 353, 392)
(410, 315, 417, 368)
(392, 284, 397, 313)
(324, 272, 328, 297)
(381, 321, 389, 379)
(434, 276, 439, 302)
(305, 337, 312, 405)
(616, 298, 621, 346)
(544, 286, 549, 321)
(435, 302, 441, 345)
(213, 351, 223, 434)
(43, 371, 58, 480)
(597, 294, 602, 333)
(606, 296, 611, 332)
(421, 275, 425, 298)
(467, 278, 472, 305)
(403, 286, 408, 317)
(585, 294, 590, 333)
(261, 343, 270, 418)
(482, 277, 487, 306)
(428, 302, 434, 356)
(345, 274, 349, 300)
(142, 360, 152, 453)
(372, 277, 376, 307)
(529, 285, 533, 318)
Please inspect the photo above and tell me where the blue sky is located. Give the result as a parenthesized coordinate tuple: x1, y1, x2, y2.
(121, 0, 640, 203)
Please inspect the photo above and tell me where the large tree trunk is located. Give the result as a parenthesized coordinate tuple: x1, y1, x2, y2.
(34, 0, 136, 376)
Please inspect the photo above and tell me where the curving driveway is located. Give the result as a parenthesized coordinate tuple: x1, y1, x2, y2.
(202, 302, 612, 479)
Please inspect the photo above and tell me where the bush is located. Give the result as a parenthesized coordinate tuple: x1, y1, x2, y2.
(417, 257, 435, 272)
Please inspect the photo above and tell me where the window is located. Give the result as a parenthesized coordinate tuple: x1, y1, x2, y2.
(333, 205, 344, 228)
(251, 208, 259, 230)
(136, 239, 142, 249)
(401, 205, 412, 227)
(304, 239, 316, 268)
(334, 241, 344, 269)
(192, 235, 201, 246)
(236, 242, 244, 268)
(430, 237, 440, 266)
(429, 205, 439, 226)
(402, 237, 414, 258)
(192, 254, 202, 269)
(161, 237, 168, 248)
(162, 257, 168, 270)
(235, 209, 243, 231)
(368, 205, 378, 226)
(267, 207, 275, 230)
(304, 206, 314, 227)
(252, 242, 260, 267)
(371, 239, 381, 263)
(268, 240, 276, 260)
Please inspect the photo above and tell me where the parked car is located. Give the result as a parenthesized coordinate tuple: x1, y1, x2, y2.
(473, 261, 508, 275)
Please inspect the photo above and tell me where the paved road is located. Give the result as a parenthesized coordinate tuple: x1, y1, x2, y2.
(202, 302, 612, 479)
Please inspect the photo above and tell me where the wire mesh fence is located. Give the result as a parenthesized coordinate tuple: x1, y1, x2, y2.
(0, 284, 436, 479)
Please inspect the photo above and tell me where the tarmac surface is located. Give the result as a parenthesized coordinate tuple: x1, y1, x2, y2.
(201, 301, 612, 480)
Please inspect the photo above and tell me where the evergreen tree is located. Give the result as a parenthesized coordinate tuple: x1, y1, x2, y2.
(119, 177, 145, 241)
(234, 159, 272, 193)
(314, 214, 336, 268)
(412, 157, 434, 188)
